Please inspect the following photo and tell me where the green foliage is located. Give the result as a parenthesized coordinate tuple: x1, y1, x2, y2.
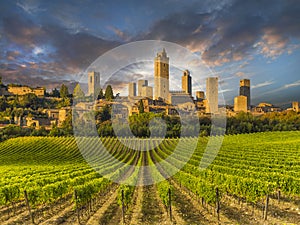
(117, 185, 135, 207)
(226, 111, 300, 134)
(49, 126, 65, 137)
(0, 96, 8, 111)
(73, 83, 85, 99)
(157, 181, 172, 206)
(18, 93, 38, 108)
(51, 88, 60, 98)
(104, 85, 114, 101)
(0, 132, 300, 211)
(60, 112, 73, 136)
(97, 88, 104, 99)
(95, 105, 111, 123)
(60, 84, 69, 99)
(138, 99, 144, 113)
(31, 126, 48, 136)
(0, 125, 32, 142)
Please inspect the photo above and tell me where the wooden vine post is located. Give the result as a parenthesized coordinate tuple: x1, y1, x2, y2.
(264, 194, 269, 220)
(24, 190, 34, 224)
(74, 190, 80, 224)
(168, 188, 172, 222)
(121, 189, 125, 224)
(216, 187, 220, 221)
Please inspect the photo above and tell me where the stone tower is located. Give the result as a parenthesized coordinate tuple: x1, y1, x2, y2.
(88, 71, 100, 99)
(234, 95, 247, 112)
(240, 79, 250, 109)
(206, 77, 218, 113)
(128, 82, 136, 97)
(154, 48, 169, 100)
(137, 80, 148, 96)
(182, 69, 192, 95)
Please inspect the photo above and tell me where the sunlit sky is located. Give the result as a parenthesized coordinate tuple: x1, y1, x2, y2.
(0, 0, 300, 106)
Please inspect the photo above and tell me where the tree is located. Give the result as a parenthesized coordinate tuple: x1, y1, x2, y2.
(60, 84, 69, 98)
(97, 89, 104, 100)
(73, 83, 85, 99)
(60, 111, 73, 135)
(19, 93, 38, 109)
(49, 126, 64, 137)
(52, 88, 60, 97)
(105, 85, 114, 101)
(0, 96, 7, 111)
(100, 105, 111, 122)
(138, 99, 144, 113)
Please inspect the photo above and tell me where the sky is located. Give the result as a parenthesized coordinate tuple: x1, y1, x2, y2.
(0, 0, 300, 106)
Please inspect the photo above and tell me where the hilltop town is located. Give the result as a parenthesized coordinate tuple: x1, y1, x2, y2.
(75, 49, 299, 121)
(0, 49, 299, 140)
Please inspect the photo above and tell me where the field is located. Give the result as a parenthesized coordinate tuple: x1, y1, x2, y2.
(0, 131, 300, 224)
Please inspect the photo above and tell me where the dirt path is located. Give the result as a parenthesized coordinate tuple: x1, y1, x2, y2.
(144, 183, 173, 225)
(87, 152, 142, 225)
(128, 184, 144, 224)
(126, 150, 172, 225)
(86, 187, 120, 225)
(221, 194, 300, 225)
(0, 201, 26, 223)
(40, 204, 74, 225)
(171, 183, 214, 225)
(2, 195, 72, 225)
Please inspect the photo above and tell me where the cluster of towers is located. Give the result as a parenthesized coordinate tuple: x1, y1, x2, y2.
(128, 80, 153, 99)
(128, 48, 193, 102)
(87, 48, 252, 114)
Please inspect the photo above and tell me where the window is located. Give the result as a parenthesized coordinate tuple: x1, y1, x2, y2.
(90, 76, 92, 83)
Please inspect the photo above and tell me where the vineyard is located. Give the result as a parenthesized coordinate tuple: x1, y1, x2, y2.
(0, 131, 300, 224)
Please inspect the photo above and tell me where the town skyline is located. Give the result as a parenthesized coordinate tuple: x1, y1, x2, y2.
(0, 1, 300, 106)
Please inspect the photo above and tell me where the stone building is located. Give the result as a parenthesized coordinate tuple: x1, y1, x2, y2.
(154, 48, 169, 100)
(182, 70, 192, 95)
(88, 71, 100, 99)
(240, 79, 250, 109)
(196, 91, 205, 101)
(137, 80, 148, 97)
(234, 95, 247, 112)
(141, 86, 153, 99)
(128, 82, 136, 97)
(8, 86, 45, 97)
(206, 77, 218, 113)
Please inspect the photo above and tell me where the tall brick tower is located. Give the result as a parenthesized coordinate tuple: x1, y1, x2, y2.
(88, 71, 100, 99)
(182, 69, 192, 95)
(240, 79, 250, 109)
(154, 48, 169, 100)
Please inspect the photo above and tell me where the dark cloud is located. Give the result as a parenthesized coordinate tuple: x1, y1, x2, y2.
(6, 50, 20, 61)
(2, 15, 45, 48)
(138, 0, 300, 65)
(1, 13, 121, 89)
(0, 64, 78, 91)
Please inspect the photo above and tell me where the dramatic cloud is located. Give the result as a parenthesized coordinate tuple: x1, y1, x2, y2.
(0, 13, 120, 89)
(0, 0, 300, 103)
(138, 0, 300, 66)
